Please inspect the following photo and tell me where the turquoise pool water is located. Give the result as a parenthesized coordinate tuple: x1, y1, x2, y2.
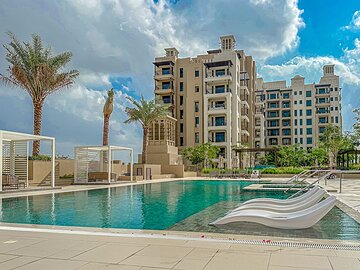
(1, 180, 359, 240)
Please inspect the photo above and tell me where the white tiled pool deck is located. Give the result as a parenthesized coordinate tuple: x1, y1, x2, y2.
(0, 177, 359, 269)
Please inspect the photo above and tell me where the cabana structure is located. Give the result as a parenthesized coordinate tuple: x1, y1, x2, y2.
(0, 130, 56, 191)
(74, 145, 133, 184)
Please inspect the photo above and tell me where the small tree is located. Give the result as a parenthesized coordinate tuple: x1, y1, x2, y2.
(182, 143, 220, 171)
(320, 124, 353, 168)
(308, 147, 328, 167)
(182, 146, 205, 172)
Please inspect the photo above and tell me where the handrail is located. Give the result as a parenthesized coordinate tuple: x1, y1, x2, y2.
(287, 170, 339, 199)
(285, 169, 309, 183)
(285, 170, 320, 191)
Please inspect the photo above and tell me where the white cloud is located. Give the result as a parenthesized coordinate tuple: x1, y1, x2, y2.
(343, 10, 360, 30)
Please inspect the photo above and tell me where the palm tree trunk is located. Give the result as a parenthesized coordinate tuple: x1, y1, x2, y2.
(103, 114, 110, 146)
(142, 127, 148, 164)
(32, 102, 43, 156)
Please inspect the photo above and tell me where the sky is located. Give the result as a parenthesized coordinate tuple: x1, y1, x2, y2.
(0, 0, 360, 158)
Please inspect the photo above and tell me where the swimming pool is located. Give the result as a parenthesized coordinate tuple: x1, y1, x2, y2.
(0, 180, 359, 240)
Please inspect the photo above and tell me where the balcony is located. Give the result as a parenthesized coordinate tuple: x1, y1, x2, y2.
(208, 120, 227, 127)
(153, 71, 174, 81)
(208, 104, 227, 114)
(205, 87, 231, 96)
(154, 86, 174, 95)
(204, 70, 232, 83)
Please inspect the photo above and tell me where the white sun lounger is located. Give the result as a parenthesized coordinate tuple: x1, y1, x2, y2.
(242, 186, 321, 206)
(210, 196, 336, 229)
(230, 188, 326, 213)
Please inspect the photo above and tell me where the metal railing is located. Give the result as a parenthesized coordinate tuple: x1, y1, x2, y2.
(287, 170, 337, 199)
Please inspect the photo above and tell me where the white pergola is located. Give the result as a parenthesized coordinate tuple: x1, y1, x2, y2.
(74, 145, 133, 184)
(0, 130, 56, 191)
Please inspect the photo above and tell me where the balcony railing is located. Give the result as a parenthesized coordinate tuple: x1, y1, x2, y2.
(206, 88, 231, 94)
(205, 71, 231, 78)
(208, 105, 226, 110)
(208, 121, 227, 127)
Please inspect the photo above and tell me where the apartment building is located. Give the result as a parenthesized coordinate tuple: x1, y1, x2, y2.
(256, 64, 342, 149)
(153, 35, 256, 168)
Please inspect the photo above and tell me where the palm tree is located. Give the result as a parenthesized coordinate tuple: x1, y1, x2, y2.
(0, 32, 79, 156)
(124, 96, 169, 164)
(103, 88, 114, 146)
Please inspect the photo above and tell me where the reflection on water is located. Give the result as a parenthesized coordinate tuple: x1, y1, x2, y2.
(0, 180, 359, 240)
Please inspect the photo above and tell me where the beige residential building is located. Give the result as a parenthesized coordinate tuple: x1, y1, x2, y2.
(153, 35, 256, 168)
(257, 64, 342, 149)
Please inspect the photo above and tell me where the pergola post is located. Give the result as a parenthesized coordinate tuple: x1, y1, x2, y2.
(130, 149, 133, 182)
(0, 131, 3, 192)
(108, 145, 111, 184)
(51, 138, 56, 188)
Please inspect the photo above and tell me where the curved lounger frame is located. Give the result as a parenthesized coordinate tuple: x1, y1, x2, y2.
(242, 186, 321, 206)
(210, 196, 336, 230)
(230, 188, 326, 213)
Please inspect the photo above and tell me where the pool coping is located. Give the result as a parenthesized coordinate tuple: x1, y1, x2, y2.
(1, 177, 360, 247)
(0, 222, 359, 250)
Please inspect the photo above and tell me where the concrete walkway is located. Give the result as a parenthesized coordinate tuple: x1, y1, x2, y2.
(0, 228, 358, 270)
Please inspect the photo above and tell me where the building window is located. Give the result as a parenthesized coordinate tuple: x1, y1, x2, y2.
(300, 128, 303, 135)
(295, 119, 298, 126)
(195, 101, 199, 112)
(300, 110, 303, 116)
(180, 96, 184, 106)
(180, 82, 184, 92)
(299, 91, 303, 95)
(162, 96, 171, 104)
(335, 116, 339, 123)
(300, 119, 303, 125)
(283, 129, 291, 136)
(215, 69, 226, 76)
(294, 110, 297, 116)
(282, 111, 291, 117)
(195, 69, 199, 77)
(294, 100, 297, 105)
(335, 106, 338, 111)
(335, 97, 338, 101)
(330, 97, 333, 101)
(195, 117, 200, 127)
(180, 110, 184, 119)
(215, 116, 225, 126)
(306, 109, 312, 116)
(306, 128, 312, 135)
(162, 81, 171, 89)
(294, 91, 297, 95)
(300, 138, 303, 144)
(306, 100, 312, 106)
(215, 132, 225, 142)
(306, 91, 312, 97)
(299, 100, 303, 105)
(162, 67, 171, 75)
(283, 93, 290, 99)
(319, 127, 325, 133)
(180, 123, 184, 133)
(268, 93, 278, 99)
(215, 85, 225, 93)
(180, 68, 184, 78)
(195, 85, 199, 92)
(295, 138, 298, 143)
(295, 129, 298, 135)
(307, 137, 313, 144)
(195, 132, 199, 143)
(180, 137, 184, 146)
(306, 119, 312, 125)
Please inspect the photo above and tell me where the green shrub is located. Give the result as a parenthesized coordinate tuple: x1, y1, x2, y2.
(260, 167, 310, 174)
(29, 155, 51, 161)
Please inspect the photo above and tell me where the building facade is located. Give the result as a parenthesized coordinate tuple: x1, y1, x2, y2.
(153, 35, 256, 168)
(153, 35, 342, 168)
(256, 64, 342, 150)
